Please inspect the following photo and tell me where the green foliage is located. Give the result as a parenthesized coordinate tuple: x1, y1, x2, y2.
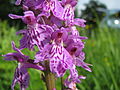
(77, 26, 120, 90)
(0, 21, 120, 90)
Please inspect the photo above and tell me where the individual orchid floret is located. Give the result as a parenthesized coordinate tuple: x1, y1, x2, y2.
(11, 64, 30, 90)
(3, 41, 45, 70)
(15, 0, 45, 11)
(66, 42, 92, 72)
(9, 11, 36, 25)
(61, 0, 77, 7)
(50, 29, 73, 77)
(17, 24, 53, 50)
(61, 0, 86, 27)
(49, 42, 73, 77)
(35, 29, 73, 77)
(9, 11, 54, 50)
(74, 18, 86, 27)
(3, 41, 44, 90)
(36, 0, 64, 19)
(65, 26, 87, 47)
(64, 65, 86, 90)
(51, 29, 68, 43)
(62, 3, 74, 26)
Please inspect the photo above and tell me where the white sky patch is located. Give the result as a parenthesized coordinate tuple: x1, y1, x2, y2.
(77, 0, 120, 16)
(99, 0, 120, 10)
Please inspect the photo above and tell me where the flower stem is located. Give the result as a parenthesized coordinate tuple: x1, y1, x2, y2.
(61, 77, 65, 90)
(44, 61, 56, 90)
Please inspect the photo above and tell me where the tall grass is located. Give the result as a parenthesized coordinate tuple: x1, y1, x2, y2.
(77, 26, 120, 90)
(0, 21, 120, 90)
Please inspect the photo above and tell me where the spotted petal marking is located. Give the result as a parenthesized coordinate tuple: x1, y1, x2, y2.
(50, 0, 64, 20)
(11, 65, 29, 90)
(50, 44, 63, 75)
(49, 41, 73, 77)
(62, 4, 74, 25)
(18, 24, 52, 50)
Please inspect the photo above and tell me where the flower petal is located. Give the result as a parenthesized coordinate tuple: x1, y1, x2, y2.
(74, 18, 86, 27)
(22, 63, 45, 70)
(62, 4, 74, 26)
(75, 58, 92, 72)
(3, 41, 29, 62)
(9, 14, 22, 19)
(11, 65, 29, 90)
(50, 0, 64, 20)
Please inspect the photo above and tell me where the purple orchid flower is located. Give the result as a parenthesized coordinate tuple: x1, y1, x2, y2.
(64, 65, 86, 90)
(49, 41, 73, 77)
(15, 0, 45, 11)
(9, 11, 53, 50)
(5, 0, 92, 89)
(11, 65, 30, 90)
(9, 11, 36, 25)
(35, 29, 73, 77)
(36, 0, 64, 20)
(66, 40, 92, 72)
(60, 0, 86, 27)
(3, 41, 44, 90)
(61, 0, 77, 7)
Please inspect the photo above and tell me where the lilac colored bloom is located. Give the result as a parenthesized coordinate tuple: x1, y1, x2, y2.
(60, 0, 86, 27)
(66, 42, 92, 72)
(49, 41, 73, 77)
(61, 0, 77, 7)
(62, 4, 74, 26)
(64, 65, 86, 89)
(11, 64, 30, 90)
(74, 18, 86, 27)
(6, 0, 92, 89)
(35, 29, 73, 77)
(3, 41, 44, 90)
(50, 0, 64, 19)
(9, 11, 53, 50)
(36, 0, 65, 20)
(9, 11, 36, 25)
(17, 24, 53, 50)
(15, 0, 45, 11)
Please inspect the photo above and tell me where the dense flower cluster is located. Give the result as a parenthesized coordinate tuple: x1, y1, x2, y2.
(3, 0, 92, 90)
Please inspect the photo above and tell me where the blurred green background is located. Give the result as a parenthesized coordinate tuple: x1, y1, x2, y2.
(0, 0, 120, 90)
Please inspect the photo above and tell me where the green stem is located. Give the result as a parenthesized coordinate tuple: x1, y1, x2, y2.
(61, 77, 65, 90)
(44, 61, 56, 90)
